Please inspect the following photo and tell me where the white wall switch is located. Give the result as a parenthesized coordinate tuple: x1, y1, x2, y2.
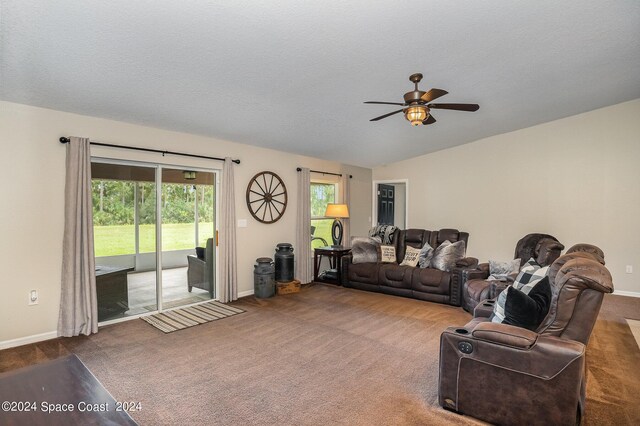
(28, 290, 39, 305)
(237, 219, 247, 228)
(626, 265, 633, 274)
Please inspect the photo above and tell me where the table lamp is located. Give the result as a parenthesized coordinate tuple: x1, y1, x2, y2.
(324, 203, 350, 246)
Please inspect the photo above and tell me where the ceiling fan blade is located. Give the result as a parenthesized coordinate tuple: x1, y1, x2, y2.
(423, 114, 436, 125)
(427, 103, 479, 112)
(364, 101, 405, 106)
(420, 89, 448, 103)
(370, 109, 404, 121)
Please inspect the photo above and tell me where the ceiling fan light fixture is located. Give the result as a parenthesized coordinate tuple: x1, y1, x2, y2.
(405, 105, 428, 126)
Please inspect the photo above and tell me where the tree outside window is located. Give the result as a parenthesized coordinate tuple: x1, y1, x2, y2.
(310, 182, 336, 248)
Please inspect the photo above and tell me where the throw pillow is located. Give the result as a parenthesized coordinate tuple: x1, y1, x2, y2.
(430, 240, 466, 272)
(400, 246, 421, 267)
(368, 225, 397, 244)
(380, 245, 396, 263)
(488, 258, 521, 281)
(418, 242, 434, 268)
(350, 237, 381, 264)
(491, 276, 552, 330)
(513, 258, 550, 292)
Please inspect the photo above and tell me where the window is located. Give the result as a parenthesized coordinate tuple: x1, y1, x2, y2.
(91, 164, 156, 257)
(310, 182, 336, 248)
(91, 162, 215, 257)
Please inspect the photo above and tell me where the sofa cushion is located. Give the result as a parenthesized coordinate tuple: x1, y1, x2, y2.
(418, 242, 434, 268)
(400, 246, 420, 267)
(430, 228, 469, 249)
(351, 237, 381, 264)
(491, 276, 552, 330)
(348, 262, 380, 285)
(379, 264, 413, 289)
(430, 240, 466, 272)
(412, 267, 451, 294)
(464, 278, 494, 304)
(380, 245, 396, 263)
(397, 229, 431, 263)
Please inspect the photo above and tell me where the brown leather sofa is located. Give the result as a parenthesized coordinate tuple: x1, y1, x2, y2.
(341, 228, 477, 306)
(461, 233, 565, 312)
(439, 245, 612, 425)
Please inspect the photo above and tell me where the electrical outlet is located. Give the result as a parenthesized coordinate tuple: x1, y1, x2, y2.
(28, 290, 39, 305)
(237, 219, 247, 228)
(626, 265, 633, 274)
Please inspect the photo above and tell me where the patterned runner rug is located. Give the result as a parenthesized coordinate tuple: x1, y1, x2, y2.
(141, 300, 245, 333)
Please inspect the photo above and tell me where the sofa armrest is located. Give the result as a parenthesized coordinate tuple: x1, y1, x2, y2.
(473, 299, 496, 318)
(462, 264, 490, 282)
(456, 257, 478, 268)
(439, 324, 586, 425)
(441, 323, 585, 376)
(340, 254, 353, 286)
(470, 321, 538, 349)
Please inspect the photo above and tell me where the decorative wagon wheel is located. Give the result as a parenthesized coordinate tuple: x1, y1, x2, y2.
(246, 171, 287, 224)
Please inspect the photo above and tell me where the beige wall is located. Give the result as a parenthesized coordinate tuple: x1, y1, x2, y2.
(0, 101, 371, 345)
(374, 99, 640, 294)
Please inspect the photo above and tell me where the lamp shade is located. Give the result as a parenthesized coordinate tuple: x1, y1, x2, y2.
(404, 105, 429, 126)
(324, 203, 349, 218)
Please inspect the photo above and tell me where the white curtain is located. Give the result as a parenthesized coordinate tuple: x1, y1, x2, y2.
(58, 137, 98, 337)
(296, 168, 313, 283)
(341, 173, 351, 248)
(219, 158, 238, 303)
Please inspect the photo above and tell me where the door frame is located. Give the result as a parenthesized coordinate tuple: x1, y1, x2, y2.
(371, 179, 409, 228)
(90, 156, 220, 324)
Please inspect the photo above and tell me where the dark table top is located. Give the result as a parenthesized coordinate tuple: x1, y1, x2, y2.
(314, 246, 351, 254)
(0, 354, 138, 425)
(95, 265, 134, 277)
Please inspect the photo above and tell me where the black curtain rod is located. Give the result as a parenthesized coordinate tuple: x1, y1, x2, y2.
(296, 167, 352, 178)
(59, 137, 240, 164)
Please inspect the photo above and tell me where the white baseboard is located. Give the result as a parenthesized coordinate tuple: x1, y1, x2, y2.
(0, 330, 58, 351)
(238, 289, 254, 298)
(613, 290, 640, 298)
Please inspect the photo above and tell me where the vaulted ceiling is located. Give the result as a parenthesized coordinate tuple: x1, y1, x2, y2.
(1, 1, 639, 167)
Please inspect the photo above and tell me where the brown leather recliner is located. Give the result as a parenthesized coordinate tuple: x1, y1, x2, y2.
(439, 245, 612, 425)
(461, 233, 565, 312)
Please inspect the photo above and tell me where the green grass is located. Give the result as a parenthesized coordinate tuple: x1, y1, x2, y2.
(94, 222, 214, 257)
(311, 219, 333, 248)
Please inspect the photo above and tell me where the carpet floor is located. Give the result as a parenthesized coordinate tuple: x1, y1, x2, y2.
(1, 284, 639, 425)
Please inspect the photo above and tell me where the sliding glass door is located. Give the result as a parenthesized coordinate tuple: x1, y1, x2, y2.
(91, 160, 217, 322)
(160, 168, 216, 309)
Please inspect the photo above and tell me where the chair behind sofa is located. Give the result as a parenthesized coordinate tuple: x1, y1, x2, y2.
(187, 237, 214, 294)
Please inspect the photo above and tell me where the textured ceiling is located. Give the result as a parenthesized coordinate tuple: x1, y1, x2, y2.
(1, 1, 639, 168)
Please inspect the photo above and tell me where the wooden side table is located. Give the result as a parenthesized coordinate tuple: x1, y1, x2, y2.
(313, 246, 351, 285)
